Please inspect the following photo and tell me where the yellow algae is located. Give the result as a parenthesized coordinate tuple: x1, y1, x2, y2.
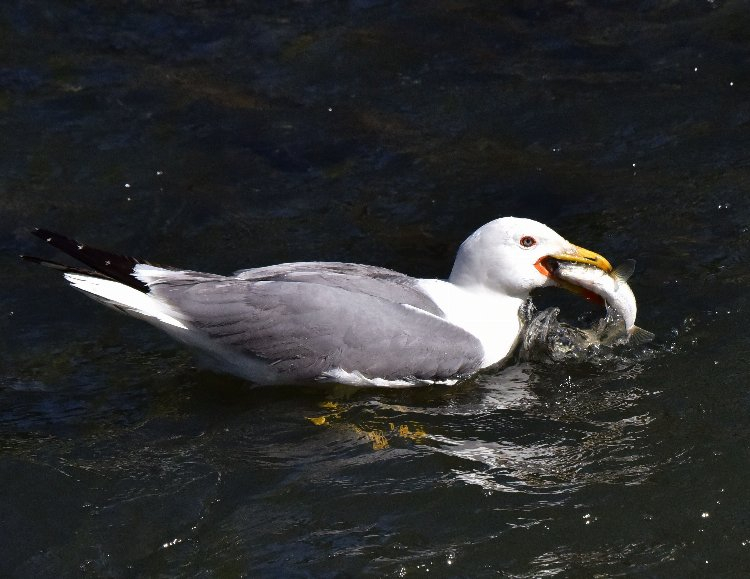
(364, 429, 389, 450)
(306, 402, 427, 450)
(307, 416, 327, 426)
(307, 401, 344, 426)
(349, 425, 389, 450)
(368, 431, 389, 450)
(395, 424, 427, 443)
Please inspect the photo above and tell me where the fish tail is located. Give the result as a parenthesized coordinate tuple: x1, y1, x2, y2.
(629, 325, 655, 344)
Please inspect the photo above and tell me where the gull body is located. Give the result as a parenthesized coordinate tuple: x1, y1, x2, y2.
(23, 217, 612, 387)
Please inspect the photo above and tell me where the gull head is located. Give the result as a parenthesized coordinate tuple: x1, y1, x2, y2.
(448, 216, 612, 299)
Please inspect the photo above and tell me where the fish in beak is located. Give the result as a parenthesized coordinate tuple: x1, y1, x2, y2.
(535, 245, 612, 304)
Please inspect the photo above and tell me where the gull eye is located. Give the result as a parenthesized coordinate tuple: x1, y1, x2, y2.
(520, 236, 537, 248)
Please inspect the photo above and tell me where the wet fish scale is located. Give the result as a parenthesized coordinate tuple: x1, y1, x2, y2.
(552, 259, 654, 343)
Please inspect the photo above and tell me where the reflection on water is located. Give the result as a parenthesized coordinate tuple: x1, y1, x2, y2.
(307, 302, 662, 499)
(288, 334, 668, 575)
(309, 345, 658, 495)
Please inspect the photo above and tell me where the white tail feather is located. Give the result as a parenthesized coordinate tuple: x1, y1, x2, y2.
(63, 273, 189, 330)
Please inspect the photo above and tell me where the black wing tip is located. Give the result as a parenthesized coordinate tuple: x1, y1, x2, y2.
(21, 254, 107, 277)
(32, 227, 63, 240)
(26, 228, 150, 293)
(20, 254, 44, 264)
(31, 228, 85, 250)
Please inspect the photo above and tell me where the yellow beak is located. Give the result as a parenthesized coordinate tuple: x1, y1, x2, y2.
(534, 244, 612, 304)
(551, 244, 613, 273)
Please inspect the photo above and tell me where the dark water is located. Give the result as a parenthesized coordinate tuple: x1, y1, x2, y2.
(3, 1, 750, 576)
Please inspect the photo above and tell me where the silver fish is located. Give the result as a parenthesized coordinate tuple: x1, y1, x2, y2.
(550, 259, 654, 343)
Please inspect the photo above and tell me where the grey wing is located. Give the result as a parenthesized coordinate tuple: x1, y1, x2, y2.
(232, 262, 444, 316)
(152, 277, 484, 383)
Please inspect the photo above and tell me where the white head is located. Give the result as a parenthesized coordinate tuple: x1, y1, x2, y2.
(448, 217, 611, 299)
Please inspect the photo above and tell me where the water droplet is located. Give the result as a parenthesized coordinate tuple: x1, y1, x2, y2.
(161, 537, 182, 549)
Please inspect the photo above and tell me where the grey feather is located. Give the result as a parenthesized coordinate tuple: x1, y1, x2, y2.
(148, 269, 483, 383)
(233, 262, 445, 316)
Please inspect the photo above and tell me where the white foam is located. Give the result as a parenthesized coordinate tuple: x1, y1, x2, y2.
(319, 367, 457, 388)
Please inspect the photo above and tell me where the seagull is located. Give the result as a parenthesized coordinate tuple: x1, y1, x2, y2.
(22, 217, 612, 387)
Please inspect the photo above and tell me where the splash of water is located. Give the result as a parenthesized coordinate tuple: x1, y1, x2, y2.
(517, 300, 642, 368)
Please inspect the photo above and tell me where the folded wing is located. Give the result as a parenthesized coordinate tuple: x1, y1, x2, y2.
(149, 272, 484, 383)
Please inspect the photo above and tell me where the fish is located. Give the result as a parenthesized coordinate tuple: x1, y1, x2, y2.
(546, 258, 654, 344)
